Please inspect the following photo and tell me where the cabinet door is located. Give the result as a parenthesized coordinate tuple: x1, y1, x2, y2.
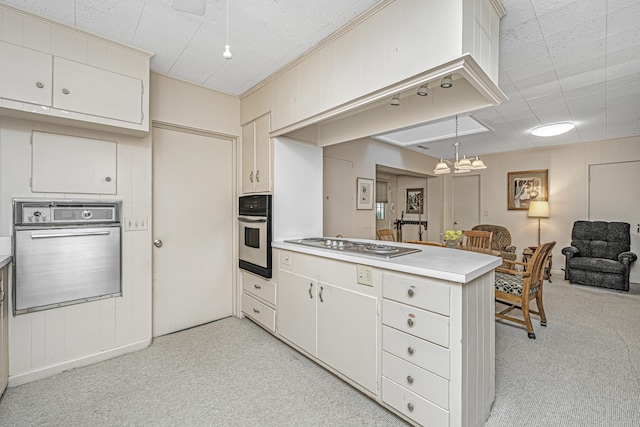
(52, 57, 142, 124)
(0, 41, 52, 106)
(254, 114, 271, 193)
(317, 283, 378, 393)
(277, 270, 317, 356)
(241, 122, 256, 194)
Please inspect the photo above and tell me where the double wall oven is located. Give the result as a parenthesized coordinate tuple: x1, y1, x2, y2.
(238, 195, 272, 278)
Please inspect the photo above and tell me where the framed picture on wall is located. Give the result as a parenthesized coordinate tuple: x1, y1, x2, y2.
(507, 169, 548, 210)
(406, 188, 424, 214)
(356, 177, 374, 210)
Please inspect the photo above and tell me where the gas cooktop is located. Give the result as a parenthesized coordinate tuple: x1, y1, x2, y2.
(283, 238, 421, 258)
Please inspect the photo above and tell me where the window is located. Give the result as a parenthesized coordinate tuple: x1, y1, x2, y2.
(376, 202, 385, 220)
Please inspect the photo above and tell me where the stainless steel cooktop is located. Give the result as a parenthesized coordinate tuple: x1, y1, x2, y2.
(283, 237, 421, 258)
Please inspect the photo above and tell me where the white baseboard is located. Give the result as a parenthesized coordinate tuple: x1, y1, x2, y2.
(8, 339, 151, 387)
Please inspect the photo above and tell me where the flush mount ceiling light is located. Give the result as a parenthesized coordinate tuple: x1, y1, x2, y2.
(222, 0, 232, 60)
(440, 75, 453, 88)
(531, 122, 575, 137)
(433, 116, 487, 174)
(390, 94, 400, 106)
(171, 0, 206, 15)
(417, 84, 428, 96)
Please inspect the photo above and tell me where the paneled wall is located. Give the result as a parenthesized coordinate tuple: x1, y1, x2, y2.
(0, 73, 239, 386)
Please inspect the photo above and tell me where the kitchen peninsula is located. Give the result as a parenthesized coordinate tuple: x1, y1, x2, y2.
(261, 239, 502, 427)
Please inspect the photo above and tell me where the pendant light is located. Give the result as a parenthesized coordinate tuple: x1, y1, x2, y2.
(433, 116, 488, 174)
(222, 0, 232, 60)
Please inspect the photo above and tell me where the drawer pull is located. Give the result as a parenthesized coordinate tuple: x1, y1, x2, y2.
(407, 346, 414, 355)
(253, 308, 260, 314)
(36, 81, 44, 89)
(407, 288, 414, 297)
(62, 88, 70, 95)
(407, 318, 414, 327)
(407, 402, 414, 412)
(254, 284, 261, 289)
(407, 375, 414, 384)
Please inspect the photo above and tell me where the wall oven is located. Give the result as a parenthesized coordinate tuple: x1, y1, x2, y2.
(13, 199, 122, 314)
(238, 195, 272, 278)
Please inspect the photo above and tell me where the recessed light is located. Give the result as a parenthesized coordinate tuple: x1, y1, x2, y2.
(531, 122, 575, 137)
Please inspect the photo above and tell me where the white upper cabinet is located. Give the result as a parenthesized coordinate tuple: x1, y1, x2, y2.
(0, 5, 151, 136)
(241, 114, 271, 194)
(0, 41, 52, 106)
(52, 57, 143, 125)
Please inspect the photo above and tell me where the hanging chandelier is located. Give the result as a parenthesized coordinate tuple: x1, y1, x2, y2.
(433, 116, 487, 174)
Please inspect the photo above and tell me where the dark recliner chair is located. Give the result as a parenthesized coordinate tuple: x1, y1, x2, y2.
(562, 221, 637, 291)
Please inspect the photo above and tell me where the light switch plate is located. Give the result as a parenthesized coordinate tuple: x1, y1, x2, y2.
(124, 216, 148, 231)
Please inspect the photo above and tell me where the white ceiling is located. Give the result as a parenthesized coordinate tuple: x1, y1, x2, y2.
(2, 0, 639, 160)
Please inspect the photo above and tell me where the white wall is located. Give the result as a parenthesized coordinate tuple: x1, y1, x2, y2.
(324, 134, 640, 273)
(323, 138, 436, 239)
(1, 72, 240, 386)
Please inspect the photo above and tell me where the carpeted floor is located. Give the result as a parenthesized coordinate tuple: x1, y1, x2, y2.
(1, 279, 639, 426)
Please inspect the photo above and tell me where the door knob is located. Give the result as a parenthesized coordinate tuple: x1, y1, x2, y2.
(153, 239, 163, 248)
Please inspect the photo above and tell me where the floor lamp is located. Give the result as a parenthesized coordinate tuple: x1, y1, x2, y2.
(528, 201, 550, 246)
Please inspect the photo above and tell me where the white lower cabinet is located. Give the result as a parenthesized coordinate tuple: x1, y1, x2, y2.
(277, 267, 378, 394)
(241, 271, 276, 332)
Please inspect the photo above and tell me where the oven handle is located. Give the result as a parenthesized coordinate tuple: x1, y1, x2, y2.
(30, 230, 112, 239)
(238, 217, 267, 223)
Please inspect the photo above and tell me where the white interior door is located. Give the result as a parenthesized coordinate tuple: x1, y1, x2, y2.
(152, 126, 234, 337)
(589, 161, 640, 283)
(452, 175, 480, 231)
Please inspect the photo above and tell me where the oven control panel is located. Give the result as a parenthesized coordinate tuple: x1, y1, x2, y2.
(22, 206, 52, 223)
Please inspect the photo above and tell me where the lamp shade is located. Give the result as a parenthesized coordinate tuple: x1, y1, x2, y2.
(528, 201, 549, 218)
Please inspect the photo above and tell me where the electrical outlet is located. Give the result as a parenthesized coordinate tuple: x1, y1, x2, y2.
(357, 264, 373, 286)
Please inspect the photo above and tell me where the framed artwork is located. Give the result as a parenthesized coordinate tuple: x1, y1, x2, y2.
(356, 177, 374, 210)
(508, 169, 548, 210)
(406, 188, 424, 214)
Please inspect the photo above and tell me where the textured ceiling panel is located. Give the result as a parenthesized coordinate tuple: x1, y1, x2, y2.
(1, 0, 638, 159)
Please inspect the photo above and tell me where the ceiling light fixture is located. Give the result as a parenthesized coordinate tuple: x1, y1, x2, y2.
(390, 94, 400, 106)
(440, 75, 453, 88)
(222, 0, 232, 60)
(531, 122, 575, 137)
(417, 84, 428, 96)
(433, 116, 487, 174)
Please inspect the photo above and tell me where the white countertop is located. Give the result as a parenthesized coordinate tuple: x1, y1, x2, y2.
(272, 239, 502, 283)
(0, 236, 11, 269)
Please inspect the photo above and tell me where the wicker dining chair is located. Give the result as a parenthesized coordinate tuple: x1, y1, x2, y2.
(376, 229, 395, 241)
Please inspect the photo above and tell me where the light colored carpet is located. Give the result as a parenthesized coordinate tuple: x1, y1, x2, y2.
(1, 279, 639, 426)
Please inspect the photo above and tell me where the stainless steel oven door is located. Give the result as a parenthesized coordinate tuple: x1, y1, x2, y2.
(14, 224, 121, 314)
(238, 215, 268, 269)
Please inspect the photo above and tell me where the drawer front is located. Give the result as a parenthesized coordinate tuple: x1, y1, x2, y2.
(242, 293, 275, 332)
(382, 377, 449, 427)
(242, 271, 276, 305)
(383, 299, 449, 348)
(382, 326, 449, 379)
(383, 351, 449, 410)
(383, 271, 450, 316)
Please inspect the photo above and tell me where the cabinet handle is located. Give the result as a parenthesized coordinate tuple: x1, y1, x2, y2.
(35, 81, 44, 89)
(309, 283, 313, 299)
(0, 289, 4, 303)
(256, 170, 260, 182)
(319, 286, 324, 303)
(407, 402, 414, 412)
(407, 288, 414, 297)
(253, 308, 260, 314)
(407, 346, 414, 355)
(407, 318, 414, 327)
(254, 284, 261, 289)
(62, 88, 70, 95)
(407, 375, 414, 384)
(105, 177, 112, 182)
(249, 171, 254, 183)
